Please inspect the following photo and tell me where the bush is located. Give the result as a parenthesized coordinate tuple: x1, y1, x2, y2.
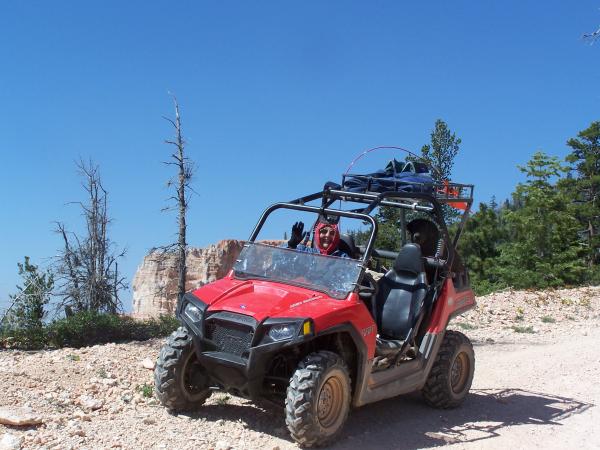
(0, 325, 47, 350)
(511, 325, 535, 334)
(47, 312, 180, 348)
(471, 279, 507, 296)
(1, 312, 180, 350)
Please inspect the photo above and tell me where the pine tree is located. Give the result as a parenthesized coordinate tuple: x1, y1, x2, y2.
(366, 119, 464, 250)
(456, 201, 508, 294)
(1, 257, 54, 348)
(420, 119, 461, 183)
(562, 121, 600, 278)
(497, 152, 586, 288)
(420, 119, 462, 222)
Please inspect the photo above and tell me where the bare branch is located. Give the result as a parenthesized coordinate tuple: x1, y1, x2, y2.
(162, 116, 177, 128)
(159, 94, 197, 301)
(53, 161, 126, 314)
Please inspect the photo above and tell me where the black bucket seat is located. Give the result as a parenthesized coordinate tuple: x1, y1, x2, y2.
(373, 243, 428, 357)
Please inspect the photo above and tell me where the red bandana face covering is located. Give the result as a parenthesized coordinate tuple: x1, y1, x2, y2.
(314, 222, 340, 255)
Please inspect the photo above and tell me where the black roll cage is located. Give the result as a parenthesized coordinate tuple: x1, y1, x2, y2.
(247, 180, 474, 274)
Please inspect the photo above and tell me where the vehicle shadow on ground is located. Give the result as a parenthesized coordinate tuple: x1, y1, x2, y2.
(331, 388, 593, 449)
(180, 388, 592, 449)
(175, 398, 290, 439)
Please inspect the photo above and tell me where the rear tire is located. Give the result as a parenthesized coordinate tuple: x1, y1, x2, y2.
(422, 330, 475, 408)
(154, 326, 211, 411)
(285, 351, 351, 447)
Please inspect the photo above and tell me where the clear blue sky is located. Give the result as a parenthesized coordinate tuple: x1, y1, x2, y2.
(1, 1, 598, 311)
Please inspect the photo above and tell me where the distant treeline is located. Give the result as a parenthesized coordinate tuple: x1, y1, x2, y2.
(458, 122, 599, 294)
(353, 120, 599, 295)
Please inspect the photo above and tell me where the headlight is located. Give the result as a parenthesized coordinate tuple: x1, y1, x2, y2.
(268, 323, 297, 341)
(184, 302, 203, 322)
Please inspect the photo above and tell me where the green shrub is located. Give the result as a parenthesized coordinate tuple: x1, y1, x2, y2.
(1, 311, 180, 350)
(471, 279, 508, 296)
(137, 383, 154, 398)
(0, 325, 47, 350)
(541, 316, 556, 323)
(47, 312, 180, 348)
(511, 325, 535, 334)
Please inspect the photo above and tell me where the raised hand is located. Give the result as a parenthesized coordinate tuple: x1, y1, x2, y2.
(288, 221, 307, 249)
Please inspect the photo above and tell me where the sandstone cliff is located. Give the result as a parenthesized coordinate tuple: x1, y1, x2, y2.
(132, 240, 280, 317)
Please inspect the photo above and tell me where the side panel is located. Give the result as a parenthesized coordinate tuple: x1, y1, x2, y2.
(427, 279, 476, 334)
(353, 331, 443, 407)
(310, 293, 377, 359)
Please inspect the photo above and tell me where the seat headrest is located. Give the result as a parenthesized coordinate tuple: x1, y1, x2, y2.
(393, 243, 424, 274)
(407, 219, 440, 257)
(339, 234, 357, 259)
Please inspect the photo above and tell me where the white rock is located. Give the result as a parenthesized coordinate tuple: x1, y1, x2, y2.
(0, 407, 43, 426)
(215, 441, 231, 450)
(69, 428, 85, 437)
(0, 433, 22, 450)
(78, 395, 103, 411)
(141, 358, 155, 370)
(73, 412, 91, 422)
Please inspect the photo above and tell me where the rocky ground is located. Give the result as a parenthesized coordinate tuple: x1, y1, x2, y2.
(1, 286, 599, 450)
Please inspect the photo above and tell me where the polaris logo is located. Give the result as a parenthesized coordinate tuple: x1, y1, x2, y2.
(362, 325, 375, 337)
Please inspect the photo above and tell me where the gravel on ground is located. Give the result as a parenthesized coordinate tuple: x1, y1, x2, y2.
(1, 286, 599, 449)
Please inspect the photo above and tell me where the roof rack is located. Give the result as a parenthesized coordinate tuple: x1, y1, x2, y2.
(341, 173, 474, 207)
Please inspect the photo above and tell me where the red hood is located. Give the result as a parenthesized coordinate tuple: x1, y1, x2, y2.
(191, 277, 327, 321)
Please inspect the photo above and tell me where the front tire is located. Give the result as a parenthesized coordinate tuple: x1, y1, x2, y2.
(422, 330, 475, 408)
(285, 351, 351, 447)
(154, 326, 211, 411)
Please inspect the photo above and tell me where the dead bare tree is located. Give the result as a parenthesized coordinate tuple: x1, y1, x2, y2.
(156, 96, 196, 301)
(54, 160, 127, 314)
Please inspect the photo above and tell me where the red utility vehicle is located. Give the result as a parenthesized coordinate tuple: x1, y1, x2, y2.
(154, 174, 476, 447)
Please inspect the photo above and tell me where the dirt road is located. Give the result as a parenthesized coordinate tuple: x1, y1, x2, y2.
(333, 328, 600, 450)
(1, 287, 599, 449)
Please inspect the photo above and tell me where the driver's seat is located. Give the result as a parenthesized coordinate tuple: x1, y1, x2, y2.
(373, 243, 428, 357)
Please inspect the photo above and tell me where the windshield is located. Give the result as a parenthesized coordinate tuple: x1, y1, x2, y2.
(233, 243, 362, 299)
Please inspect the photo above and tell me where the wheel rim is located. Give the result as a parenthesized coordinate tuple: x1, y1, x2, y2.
(450, 352, 470, 394)
(181, 350, 207, 401)
(317, 374, 344, 430)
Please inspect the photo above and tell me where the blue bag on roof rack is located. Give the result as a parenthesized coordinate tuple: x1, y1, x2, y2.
(342, 159, 434, 194)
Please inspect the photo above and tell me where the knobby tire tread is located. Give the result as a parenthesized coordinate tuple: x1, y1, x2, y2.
(285, 351, 351, 448)
(154, 326, 210, 411)
(422, 330, 475, 409)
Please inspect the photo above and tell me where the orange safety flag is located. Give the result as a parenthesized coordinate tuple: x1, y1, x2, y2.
(438, 180, 468, 211)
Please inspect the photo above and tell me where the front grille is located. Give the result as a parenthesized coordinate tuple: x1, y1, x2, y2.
(205, 319, 254, 357)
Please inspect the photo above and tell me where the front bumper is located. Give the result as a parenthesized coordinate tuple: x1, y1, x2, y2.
(177, 293, 313, 399)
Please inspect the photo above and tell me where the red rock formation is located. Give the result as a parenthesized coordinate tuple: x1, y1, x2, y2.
(132, 240, 281, 317)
